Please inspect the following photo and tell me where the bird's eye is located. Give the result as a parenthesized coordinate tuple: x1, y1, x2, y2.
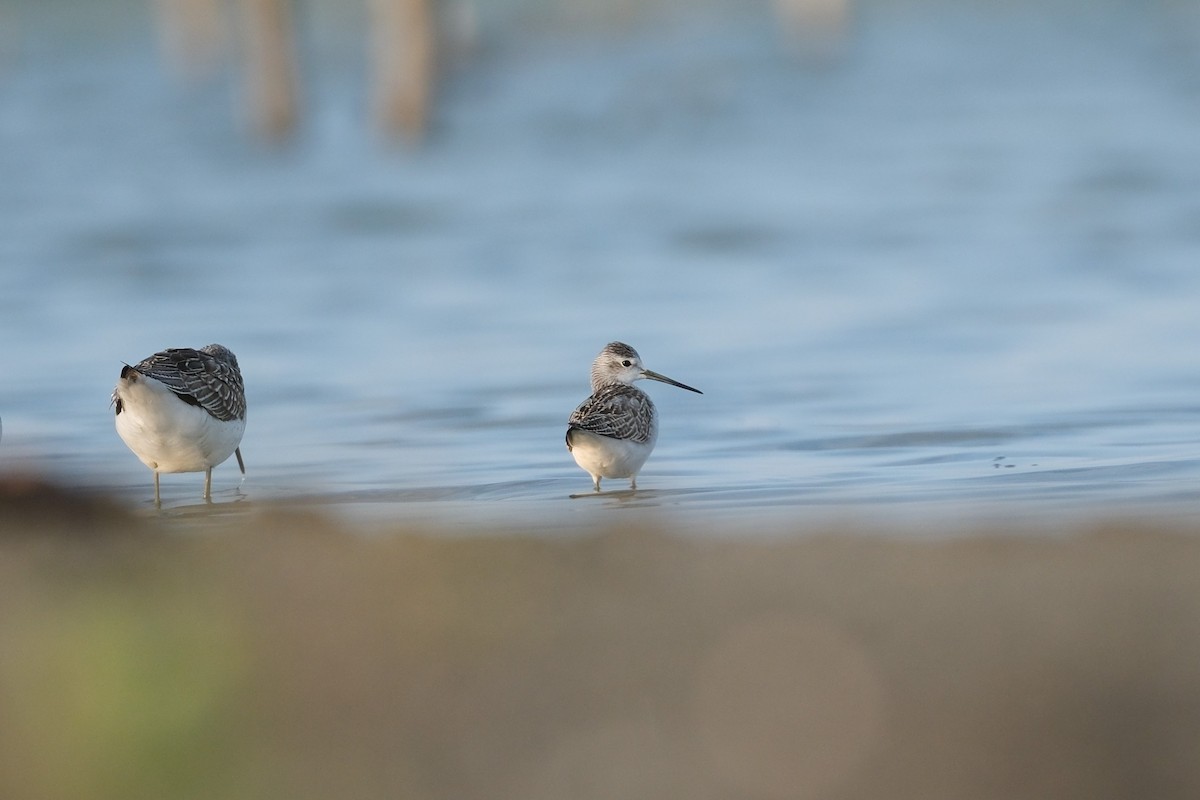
(621, 360, 632, 367)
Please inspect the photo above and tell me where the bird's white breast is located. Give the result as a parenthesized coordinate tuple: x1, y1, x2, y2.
(567, 428, 656, 480)
(114, 374, 245, 473)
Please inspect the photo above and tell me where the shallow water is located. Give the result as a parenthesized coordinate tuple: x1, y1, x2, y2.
(3, 0, 1200, 531)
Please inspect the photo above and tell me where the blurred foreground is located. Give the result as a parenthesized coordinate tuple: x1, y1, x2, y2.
(2, 478, 1199, 800)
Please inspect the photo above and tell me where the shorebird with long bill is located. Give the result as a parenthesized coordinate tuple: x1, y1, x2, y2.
(566, 342, 701, 492)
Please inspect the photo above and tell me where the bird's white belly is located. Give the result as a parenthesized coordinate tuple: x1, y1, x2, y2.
(568, 429, 656, 479)
(115, 376, 245, 473)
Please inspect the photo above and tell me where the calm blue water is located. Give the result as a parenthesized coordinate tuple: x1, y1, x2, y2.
(3, 0, 1200, 531)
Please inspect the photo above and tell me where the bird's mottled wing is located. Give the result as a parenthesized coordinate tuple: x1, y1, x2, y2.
(131, 347, 246, 422)
(567, 384, 654, 443)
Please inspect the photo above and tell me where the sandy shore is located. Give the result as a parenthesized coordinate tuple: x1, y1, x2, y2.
(2, 477, 1199, 800)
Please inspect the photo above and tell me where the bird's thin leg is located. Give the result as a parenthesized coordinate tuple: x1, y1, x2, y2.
(593, 475, 602, 492)
(204, 467, 213, 501)
(235, 447, 245, 475)
(153, 472, 161, 506)
(630, 475, 638, 490)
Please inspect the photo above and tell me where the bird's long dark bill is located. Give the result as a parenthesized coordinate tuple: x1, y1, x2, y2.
(642, 370, 703, 394)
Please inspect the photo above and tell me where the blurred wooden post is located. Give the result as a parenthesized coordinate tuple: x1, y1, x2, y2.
(238, 0, 300, 140)
(152, 0, 226, 79)
(369, 0, 436, 142)
(773, 0, 851, 58)
(152, 0, 443, 144)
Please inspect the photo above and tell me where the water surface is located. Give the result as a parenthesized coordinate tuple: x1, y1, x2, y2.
(3, 0, 1200, 531)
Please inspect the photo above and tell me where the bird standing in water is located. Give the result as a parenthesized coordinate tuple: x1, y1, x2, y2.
(566, 342, 701, 492)
(113, 343, 246, 504)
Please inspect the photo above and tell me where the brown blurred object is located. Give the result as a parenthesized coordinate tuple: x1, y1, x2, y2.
(152, 0, 227, 79)
(151, 0, 442, 142)
(2, 502, 1199, 800)
(0, 474, 142, 537)
(369, 0, 436, 142)
(774, 0, 852, 60)
(237, 0, 300, 140)
(151, 0, 301, 140)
